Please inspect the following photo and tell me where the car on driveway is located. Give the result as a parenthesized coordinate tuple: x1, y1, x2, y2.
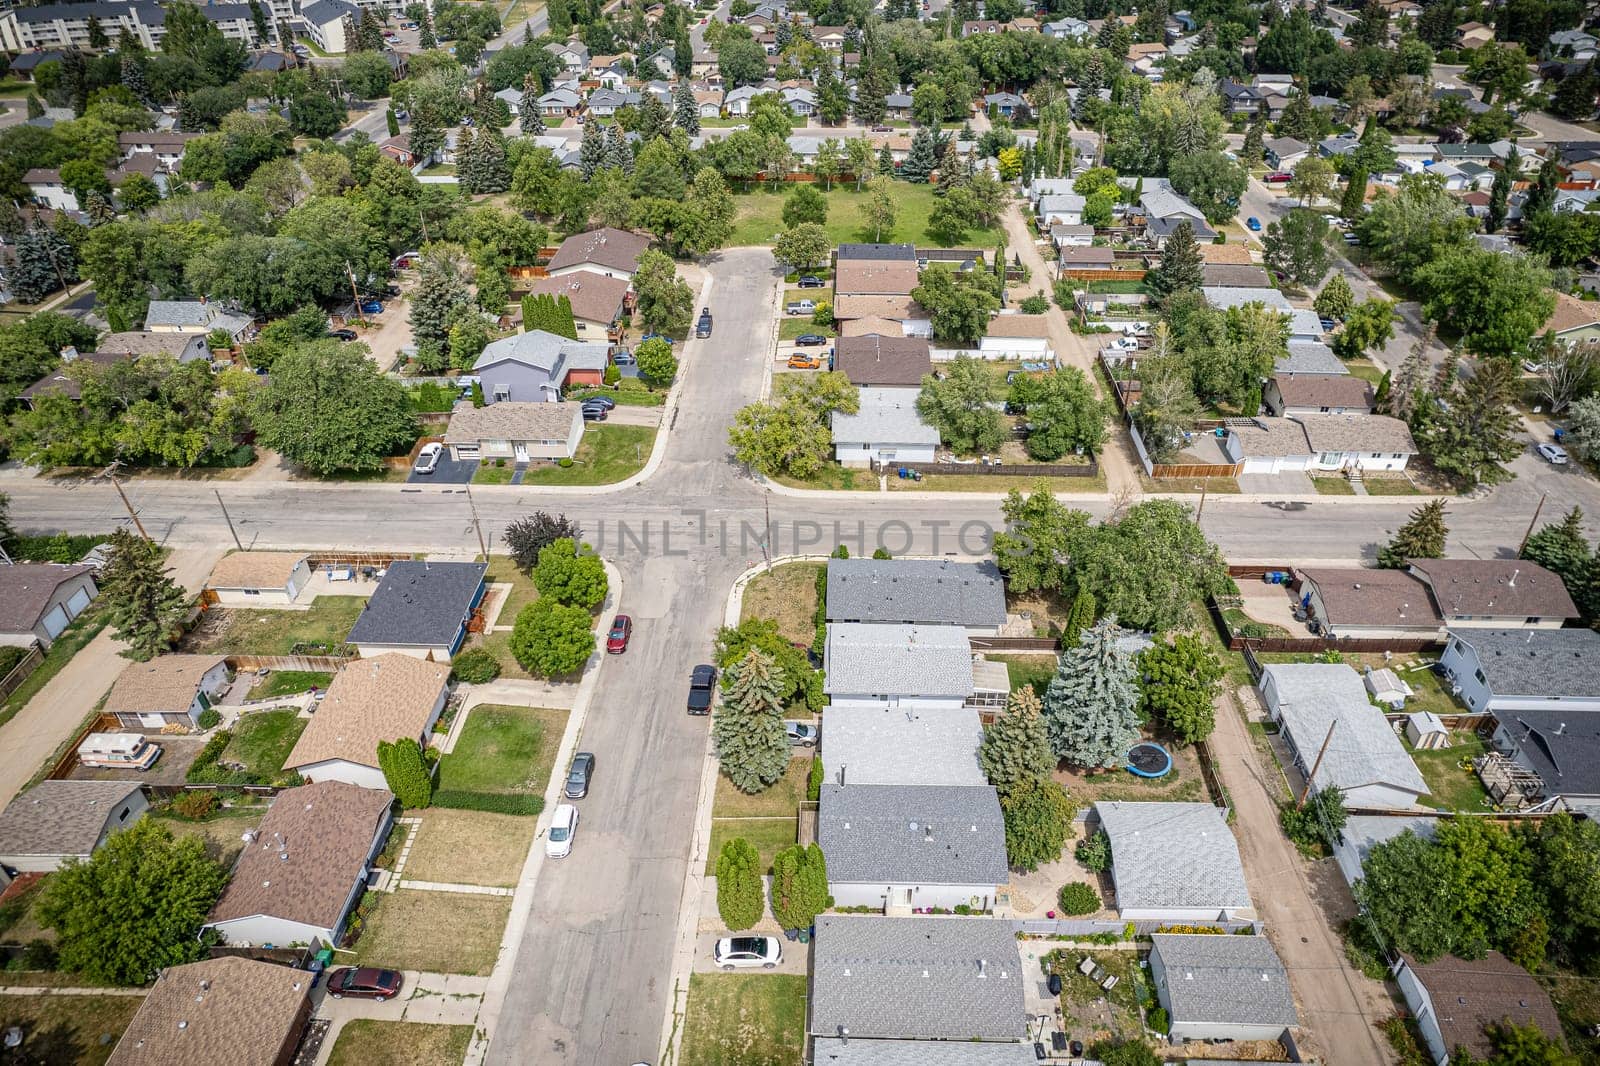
(797, 275, 824, 288)
(611, 348, 635, 366)
(582, 395, 616, 411)
(413, 442, 443, 474)
(327, 967, 403, 1000)
(787, 353, 822, 370)
(1245, 217, 1261, 231)
(1342, 231, 1361, 245)
(582, 404, 609, 421)
(687, 664, 716, 715)
(546, 803, 579, 857)
(606, 614, 632, 653)
(794, 334, 827, 347)
(359, 300, 384, 314)
(564, 752, 595, 799)
(1264, 171, 1293, 183)
(713, 936, 781, 970)
(785, 721, 818, 746)
(1538, 442, 1570, 465)
(330, 328, 358, 341)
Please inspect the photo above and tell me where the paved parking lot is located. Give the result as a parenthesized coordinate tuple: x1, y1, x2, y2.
(407, 453, 477, 485)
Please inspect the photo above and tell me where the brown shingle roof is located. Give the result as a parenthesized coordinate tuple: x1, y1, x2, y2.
(1543, 292, 1600, 336)
(839, 316, 906, 337)
(0, 562, 93, 633)
(522, 270, 629, 325)
(108, 957, 311, 1066)
(1202, 264, 1273, 287)
(443, 401, 580, 446)
(93, 331, 206, 357)
(1227, 417, 1311, 457)
(207, 780, 391, 930)
(546, 227, 652, 274)
(207, 552, 309, 592)
(105, 655, 226, 715)
(1198, 243, 1255, 264)
(833, 294, 921, 321)
(1401, 952, 1564, 1062)
(1407, 559, 1579, 621)
(0, 780, 143, 859)
(985, 314, 1052, 338)
(1299, 567, 1441, 629)
(18, 353, 128, 402)
(1058, 246, 1117, 266)
(833, 334, 933, 387)
(1296, 413, 1417, 455)
(283, 654, 448, 771)
(1271, 374, 1375, 411)
(834, 258, 920, 296)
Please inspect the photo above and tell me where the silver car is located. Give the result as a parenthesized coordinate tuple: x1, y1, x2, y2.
(785, 721, 818, 747)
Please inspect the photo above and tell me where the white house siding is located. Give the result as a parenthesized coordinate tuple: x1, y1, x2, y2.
(1119, 904, 1252, 923)
(207, 915, 335, 950)
(977, 336, 1051, 360)
(213, 560, 312, 608)
(1393, 961, 1451, 1066)
(0, 791, 149, 873)
(352, 641, 459, 663)
(27, 182, 78, 212)
(295, 758, 390, 792)
(547, 264, 636, 282)
(834, 441, 937, 468)
(829, 881, 998, 912)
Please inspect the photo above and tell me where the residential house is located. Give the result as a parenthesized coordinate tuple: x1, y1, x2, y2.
(1222, 414, 1417, 474)
(1276, 340, 1347, 376)
(1549, 28, 1597, 59)
(832, 294, 932, 335)
(442, 400, 584, 464)
(344, 562, 487, 662)
(883, 91, 914, 120)
(1219, 80, 1267, 118)
(545, 40, 589, 72)
(977, 315, 1052, 360)
(835, 256, 919, 299)
(537, 87, 582, 118)
(1050, 224, 1096, 249)
(1148, 934, 1297, 1041)
(1259, 662, 1430, 809)
(1093, 801, 1255, 922)
(824, 622, 1002, 711)
(0, 781, 147, 875)
(1542, 292, 1600, 347)
(521, 271, 630, 339)
(782, 86, 817, 117)
(1060, 247, 1119, 276)
(493, 86, 522, 116)
(0, 562, 97, 648)
(831, 387, 941, 467)
(723, 85, 763, 116)
(1407, 559, 1578, 630)
(1200, 285, 1294, 314)
(808, 915, 1026, 1043)
(1146, 213, 1216, 245)
(545, 227, 652, 280)
(21, 168, 80, 211)
(105, 655, 230, 730)
(1439, 627, 1600, 715)
(1044, 16, 1091, 39)
(144, 300, 254, 342)
(1332, 814, 1438, 886)
(585, 88, 639, 118)
(840, 316, 910, 338)
(205, 552, 314, 607)
(20, 349, 148, 406)
(283, 654, 450, 788)
(1201, 264, 1273, 288)
(837, 242, 917, 262)
(1264, 136, 1310, 169)
(1489, 710, 1600, 809)
(1262, 374, 1375, 416)
(812, 1041, 1035, 1065)
(982, 92, 1025, 118)
(693, 88, 723, 117)
(472, 329, 611, 403)
(106, 956, 313, 1066)
(204, 780, 393, 947)
(821, 704, 985, 787)
(378, 133, 419, 167)
(6, 51, 65, 81)
(1036, 193, 1086, 227)
(1394, 951, 1566, 1066)
(817, 783, 1008, 911)
(832, 334, 932, 388)
(298, 0, 358, 54)
(117, 130, 198, 170)
(1296, 567, 1443, 640)
(826, 558, 1007, 634)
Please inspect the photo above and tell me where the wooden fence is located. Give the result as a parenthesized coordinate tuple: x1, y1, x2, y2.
(869, 458, 1099, 478)
(1060, 268, 1148, 282)
(1149, 461, 1243, 479)
(44, 713, 121, 781)
(147, 782, 282, 800)
(1208, 596, 1445, 656)
(305, 551, 417, 570)
(0, 643, 44, 702)
(225, 654, 354, 672)
(1013, 917, 1261, 937)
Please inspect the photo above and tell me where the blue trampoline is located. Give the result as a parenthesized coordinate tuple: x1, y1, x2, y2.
(1126, 742, 1173, 778)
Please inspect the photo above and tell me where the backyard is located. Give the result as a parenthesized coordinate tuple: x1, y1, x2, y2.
(1044, 946, 1155, 1047)
(220, 709, 307, 781)
(519, 425, 655, 487)
(352, 890, 510, 975)
(994, 654, 1059, 698)
(327, 1020, 473, 1066)
(1407, 731, 1492, 813)
(402, 808, 534, 887)
(1055, 738, 1208, 805)
(679, 973, 807, 1066)
(729, 183, 1000, 247)
(152, 804, 267, 867)
(181, 596, 367, 656)
(0, 992, 142, 1066)
(436, 704, 567, 797)
(739, 562, 823, 646)
(245, 669, 331, 700)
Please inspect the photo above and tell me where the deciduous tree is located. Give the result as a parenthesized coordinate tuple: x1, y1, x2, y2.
(1264, 209, 1332, 289)
(1138, 635, 1223, 743)
(917, 355, 1003, 453)
(532, 537, 608, 609)
(250, 341, 417, 475)
(509, 598, 595, 676)
(503, 512, 579, 572)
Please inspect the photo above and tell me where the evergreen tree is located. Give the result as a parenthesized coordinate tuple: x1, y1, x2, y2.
(1521, 507, 1592, 605)
(1487, 164, 1511, 234)
(1314, 273, 1354, 321)
(376, 738, 432, 807)
(10, 226, 76, 304)
(770, 843, 828, 931)
(901, 126, 938, 183)
(25, 93, 44, 120)
(715, 837, 764, 930)
(85, 191, 116, 226)
(86, 14, 107, 49)
(522, 293, 578, 339)
(935, 138, 962, 196)
(99, 529, 189, 662)
(408, 103, 444, 168)
(1526, 157, 1560, 218)
(1146, 221, 1204, 300)
(713, 648, 791, 793)
(1062, 589, 1095, 646)
(1340, 167, 1368, 222)
(1277, 89, 1315, 142)
(456, 126, 480, 189)
(1042, 619, 1141, 768)
(579, 120, 605, 179)
(521, 74, 544, 133)
(674, 80, 700, 135)
(121, 52, 151, 105)
(876, 144, 895, 176)
(1382, 326, 1431, 421)
(603, 123, 631, 173)
(1378, 499, 1449, 568)
(419, 17, 436, 50)
(466, 130, 509, 193)
(1241, 113, 1265, 166)
(409, 252, 471, 369)
(638, 91, 671, 141)
(978, 687, 1057, 797)
(247, 0, 270, 46)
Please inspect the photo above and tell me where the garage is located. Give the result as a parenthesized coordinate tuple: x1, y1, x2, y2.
(40, 605, 69, 639)
(65, 587, 92, 617)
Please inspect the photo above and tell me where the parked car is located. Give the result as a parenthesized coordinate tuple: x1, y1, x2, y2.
(564, 752, 595, 799)
(797, 275, 824, 288)
(326, 968, 403, 1000)
(330, 328, 358, 341)
(785, 721, 819, 747)
(606, 614, 632, 653)
(785, 300, 816, 316)
(1342, 231, 1361, 245)
(546, 803, 579, 857)
(696, 310, 713, 338)
(640, 332, 673, 345)
(612, 347, 635, 365)
(582, 395, 616, 411)
(1245, 216, 1262, 232)
(787, 353, 823, 369)
(1319, 318, 1337, 333)
(713, 936, 781, 970)
(359, 300, 383, 314)
(794, 334, 827, 347)
(413, 442, 443, 474)
(1538, 442, 1570, 465)
(582, 404, 609, 421)
(1264, 171, 1293, 183)
(687, 664, 716, 715)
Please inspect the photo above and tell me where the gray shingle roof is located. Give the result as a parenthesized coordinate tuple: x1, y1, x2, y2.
(827, 558, 1006, 628)
(809, 915, 1026, 1041)
(1201, 286, 1293, 312)
(837, 242, 917, 261)
(831, 388, 940, 448)
(824, 623, 974, 697)
(821, 705, 985, 786)
(0, 780, 142, 860)
(818, 783, 1006, 885)
(812, 1039, 1035, 1065)
(1276, 340, 1346, 375)
(0, 562, 93, 633)
(345, 561, 486, 647)
(1449, 628, 1600, 699)
(1150, 934, 1298, 1028)
(473, 329, 610, 376)
(1260, 663, 1429, 800)
(1495, 709, 1600, 798)
(1095, 802, 1253, 914)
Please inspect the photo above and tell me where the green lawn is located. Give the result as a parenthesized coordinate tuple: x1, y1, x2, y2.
(739, 562, 823, 646)
(245, 670, 331, 700)
(328, 1020, 473, 1066)
(0, 993, 143, 1066)
(473, 462, 516, 485)
(705, 817, 796, 876)
(1362, 477, 1423, 495)
(886, 469, 1107, 493)
(353, 890, 509, 975)
(437, 705, 567, 795)
(680, 973, 807, 1066)
(153, 805, 266, 867)
(0, 609, 105, 727)
(221, 709, 307, 780)
(1344, 359, 1386, 384)
(993, 654, 1058, 698)
(1409, 732, 1493, 812)
(519, 425, 654, 486)
(771, 466, 876, 491)
(184, 595, 366, 656)
(729, 183, 1000, 247)
(1313, 476, 1356, 495)
(712, 756, 810, 819)
(482, 554, 539, 619)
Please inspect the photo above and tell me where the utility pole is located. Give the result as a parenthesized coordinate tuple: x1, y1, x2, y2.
(418, 205, 431, 245)
(762, 491, 773, 572)
(345, 260, 365, 327)
(463, 485, 489, 560)
(1298, 719, 1337, 809)
(214, 489, 243, 552)
(1196, 480, 1208, 520)
(1517, 492, 1547, 556)
(101, 461, 151, 542)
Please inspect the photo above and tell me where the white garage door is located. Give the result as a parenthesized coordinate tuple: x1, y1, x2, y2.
(65, 587, 91, 618)
(1241, 457, 1279, 475)
(41, 605, 69, 639)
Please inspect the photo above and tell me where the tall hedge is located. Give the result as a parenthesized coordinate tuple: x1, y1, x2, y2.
(377, 737, 432, 808)
(715, 837, 764, 931)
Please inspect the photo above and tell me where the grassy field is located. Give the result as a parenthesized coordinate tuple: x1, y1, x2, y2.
(729, 184, 1000, 247)
(1137, 474, 1242, 494)
(0, 993, 143, 1066)
(1344, 359, 1386, 384)
(771, 466, 877, 491)
(245, 669, 331, 700)
(680, 973, 807, 1066)
(328, 1020, 473, 1066)
(520, 425, 654, 486)
(474, 630, 530, 680)
(353, 890, 510, 975)
(152, 805, 266, 867)
(437, 705, 567, 795)
(713, 755, 810, 820)
(705, 817, 796, 876)
(221, 709, 307, 780)
(482, 554, 539, 620)
(740, 562, 823, 646)
(1409, 732, 1493, 812)
(403, 808, 534, 887)
(183, 595, 366, 655)
(0, 611, 105, 727)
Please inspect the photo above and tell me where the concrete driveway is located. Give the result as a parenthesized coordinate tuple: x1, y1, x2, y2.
(691, 931, 809, 975)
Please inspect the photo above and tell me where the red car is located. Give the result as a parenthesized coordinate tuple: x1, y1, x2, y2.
(606, 614, 632, 654)
(1263, 171, 1294, 184)
(326, 967, 402, 1000)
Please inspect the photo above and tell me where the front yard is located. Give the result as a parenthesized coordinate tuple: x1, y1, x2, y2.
(0, 992, 142, 1066)
(728, 183, 999, 247)
(519, 425, 655, 486)
(482, 554, 539, 620)
(220, 709, 307, 781)
(739, 562, 823, 647)
(181, 595, 367, 656)
(402, 808, 534, 887)
(328, 1020, 473, 1066)
(705, 818, 797, 877)
(679, 973, 807, 1066)
(352, 890, 510, 975)
(706, 755, 809, 875)
(436, 705, 567, 797)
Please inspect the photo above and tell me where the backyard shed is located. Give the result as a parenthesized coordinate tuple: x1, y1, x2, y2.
(1406, 711, 1451, 750)
(1364, 667, 1413, 708)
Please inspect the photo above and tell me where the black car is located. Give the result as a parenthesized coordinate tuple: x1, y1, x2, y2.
(330, 329, 358, 341)
(696, 310, 713, 338)
(581, 395, 616, 411)
(564, 751, 595, 799)
(582, 404, 609, 421)
(688, 664, 716, 715)
(794, 334, 827, 347)
(797, 275, 824, 288)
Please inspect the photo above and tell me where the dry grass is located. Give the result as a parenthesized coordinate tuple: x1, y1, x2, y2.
(1007, 590, 1075, 637)
(739, 562, 823, 646)
(353, 890, 509, 976)
(712, 754, 810, 819)
(403, 808, 535, 887)
(152, 806, 267, 868)
(680, 973, 807, 1066)
(327, 1020, 473, 1066)
(0, 993, 143, 1066)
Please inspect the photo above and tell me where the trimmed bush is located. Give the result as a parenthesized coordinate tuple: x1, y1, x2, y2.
(170, 792, 218, 821)
(807, 755, 823, 802)
(1057, 881, 1100, 916)
(1075, 830, 1112, 872)
(450, 647, 500, 684)
(431, 790, 544, 815)
(1146, 1007, 1169, 1034)
(196, 707, 221, 730)
(715, 837, 764, 931)
(377, 737, 432, 808)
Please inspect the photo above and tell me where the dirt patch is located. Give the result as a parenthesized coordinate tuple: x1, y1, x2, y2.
(1007, 590, 1074, 637)
(740, 562, 823, 646)
(1056, 736, 1206, 805)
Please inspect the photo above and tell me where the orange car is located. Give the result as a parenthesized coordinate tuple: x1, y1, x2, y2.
(787, 353, 823, 370)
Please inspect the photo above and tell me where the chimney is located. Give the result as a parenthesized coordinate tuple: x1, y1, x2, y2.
(1556, 722, 1567, 735)
(836, 764, 846, 787)
(924, 825, 934, 843)
(978, 959, 988, 979)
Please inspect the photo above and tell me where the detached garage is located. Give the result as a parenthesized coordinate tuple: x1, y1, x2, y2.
(0, 563, 98, 648)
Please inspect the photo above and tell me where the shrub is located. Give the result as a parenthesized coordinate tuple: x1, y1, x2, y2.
(1057, 881, 1100, 915)
(170, 792, 218, 821)
(196, 707, 221, 730)
(376, 737, 432, 808)
(1075, 830, 1111, 872)
(510, 598, 595, 676)
(558, 457, 573, 467)
(431, 789, 544, 815)
(18, 939, 56, 971)
(871, 547, 891, 559)
(716, 837, 764, 930)
(1146, 1007, 1169, 1034)
(450, 647, 500, 684)
(831, 544, 849, 559)
(807, 755, 823, 802)
(603, 364, 621, 386)
(185, 731, 248, 785)
(1019, 294, 1050, 314)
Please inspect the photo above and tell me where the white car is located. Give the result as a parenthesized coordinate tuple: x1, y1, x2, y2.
(546, 803, 579, 858)
(1537, 442, 1570, 465)
(412, 442, 443, 474)
(713, 936, 782, 970)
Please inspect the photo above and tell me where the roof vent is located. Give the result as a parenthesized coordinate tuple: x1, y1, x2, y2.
(978, 959, 987, 978)
(177, 1021, 188, 1031)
